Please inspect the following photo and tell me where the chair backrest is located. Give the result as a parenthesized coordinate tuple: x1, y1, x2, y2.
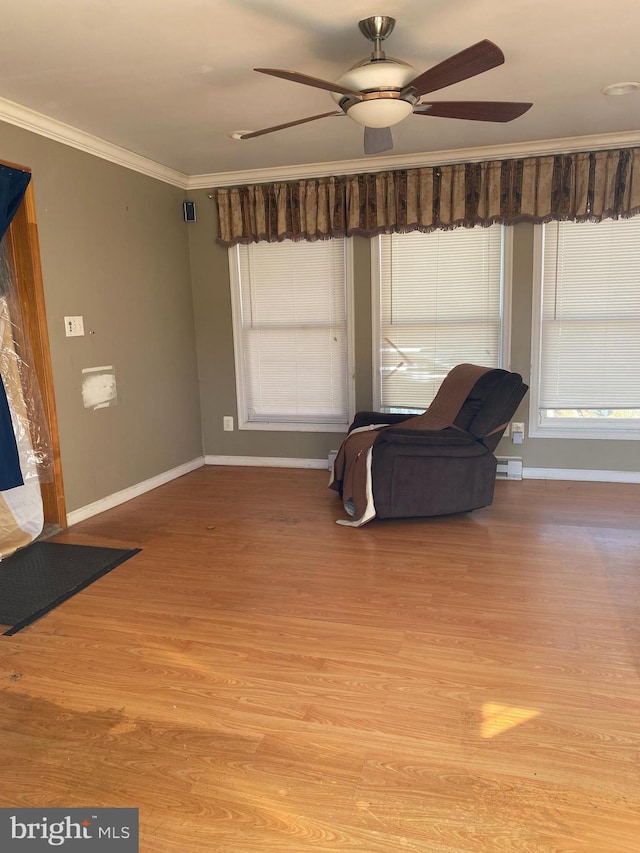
(453, 369, 529, 451)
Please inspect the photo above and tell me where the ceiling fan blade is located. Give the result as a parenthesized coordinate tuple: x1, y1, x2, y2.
(238, 111, 342, 140)
(415, 101, 533, 122)
(255, 68, 362, 98)
(364, 126, 393, 155)
(407, 40, 505, 96)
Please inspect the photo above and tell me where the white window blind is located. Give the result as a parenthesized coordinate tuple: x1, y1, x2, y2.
(375, 226, 506, 410)
(539, 219, 640, 413)
(230, 239, 352, 430)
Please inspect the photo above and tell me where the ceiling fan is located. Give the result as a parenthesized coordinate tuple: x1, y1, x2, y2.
(237, 16, 532, 155)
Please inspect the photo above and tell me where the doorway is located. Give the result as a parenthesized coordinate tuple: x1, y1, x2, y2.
(2, 161, 66, 528)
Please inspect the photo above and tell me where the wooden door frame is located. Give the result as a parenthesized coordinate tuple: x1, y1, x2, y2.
(2, 160, 67, 527)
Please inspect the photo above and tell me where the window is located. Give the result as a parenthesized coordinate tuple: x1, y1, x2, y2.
(229, 239, 354, 431)
(530, 218, 640, 439)
(372, 225, 510, 412)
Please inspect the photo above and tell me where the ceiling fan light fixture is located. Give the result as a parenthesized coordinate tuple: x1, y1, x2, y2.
(331, 58, 417, 128)
(346, 97, 414, 128)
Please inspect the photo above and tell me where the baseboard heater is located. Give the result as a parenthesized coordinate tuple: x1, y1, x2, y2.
(495, 456, 523, 480)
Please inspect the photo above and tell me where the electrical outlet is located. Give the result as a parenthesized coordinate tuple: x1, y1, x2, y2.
(223, 416, 234, 431)
(511, 422, 525, 444)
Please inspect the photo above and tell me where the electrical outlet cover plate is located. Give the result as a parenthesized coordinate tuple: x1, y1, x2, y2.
(64, 315, 84, 337)
(511, 422, 525, 443)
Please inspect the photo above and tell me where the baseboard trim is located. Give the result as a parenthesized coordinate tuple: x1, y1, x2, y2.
(205, 455, 328, 470)
(66, 457, 205, 526)
(523, 467, 640, 484)
(65, 458, 638, 527)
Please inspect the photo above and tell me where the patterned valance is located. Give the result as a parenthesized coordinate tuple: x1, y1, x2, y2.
(215, 147, 640, 247)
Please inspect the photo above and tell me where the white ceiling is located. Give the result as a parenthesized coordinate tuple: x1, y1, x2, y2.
(1, 0, 639, 181)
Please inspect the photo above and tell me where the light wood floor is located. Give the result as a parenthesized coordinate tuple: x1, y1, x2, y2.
(1, 467, 639, 852)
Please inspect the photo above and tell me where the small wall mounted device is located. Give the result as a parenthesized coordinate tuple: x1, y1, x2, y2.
(511, 422, 525, 444)
(183, 200, 197, 222)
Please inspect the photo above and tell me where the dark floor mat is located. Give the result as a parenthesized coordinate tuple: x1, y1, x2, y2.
(0, 541, 140, 635)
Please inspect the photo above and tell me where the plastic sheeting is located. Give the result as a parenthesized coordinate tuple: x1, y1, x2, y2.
(0, 240, 53, 481)
(0, 237, 50, 559)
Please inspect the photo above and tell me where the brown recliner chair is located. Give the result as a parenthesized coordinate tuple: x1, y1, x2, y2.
(348, 368, 528, 519)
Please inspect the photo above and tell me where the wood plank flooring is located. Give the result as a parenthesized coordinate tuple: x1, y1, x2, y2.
(1, 467, 639, 851)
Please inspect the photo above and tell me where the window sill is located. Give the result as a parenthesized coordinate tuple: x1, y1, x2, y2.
(240, 421, 350, 433)
(529, 425, 640, 441)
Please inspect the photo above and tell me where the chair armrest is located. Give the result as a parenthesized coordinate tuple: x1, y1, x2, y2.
(374, 426, 479, 448)
(349, 411, 415, 432)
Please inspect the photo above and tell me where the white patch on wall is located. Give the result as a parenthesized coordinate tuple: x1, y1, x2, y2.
(82, 365, 117, 410)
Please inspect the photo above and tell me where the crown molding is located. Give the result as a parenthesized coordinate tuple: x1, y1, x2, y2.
(2, 95, 638, 192)
(0, 96, 189, 188)
(186, 129, 640, 189)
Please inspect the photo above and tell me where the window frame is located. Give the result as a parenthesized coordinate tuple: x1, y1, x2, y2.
(371, 226, 512, 412)
(228, 238, 355, 433)
(529, 222, 640, 441)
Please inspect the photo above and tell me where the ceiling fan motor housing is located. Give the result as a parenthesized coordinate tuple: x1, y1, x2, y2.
(331, 58, 418, 127)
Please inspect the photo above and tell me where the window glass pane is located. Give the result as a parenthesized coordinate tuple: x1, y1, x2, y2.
(538, 219, 640, 425)
(232, 240, 351, 428)
(377, 226, 504, 410)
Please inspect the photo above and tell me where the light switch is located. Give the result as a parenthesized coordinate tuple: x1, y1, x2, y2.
(64, 316, 85, 337)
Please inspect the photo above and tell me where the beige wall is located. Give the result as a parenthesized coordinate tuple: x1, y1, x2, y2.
(1, 121, 203, 512)
(190, 191, 638, 475)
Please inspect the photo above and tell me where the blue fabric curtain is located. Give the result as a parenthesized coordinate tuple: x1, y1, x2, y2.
(0, 375, 23, 490)
(0, 162, 31, 490)
(1, 163, 30, 242)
